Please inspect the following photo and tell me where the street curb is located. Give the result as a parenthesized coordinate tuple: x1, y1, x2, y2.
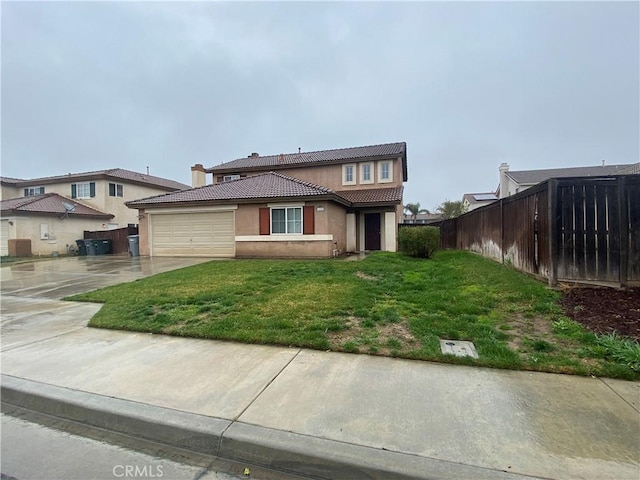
(1, 374, 541, 480)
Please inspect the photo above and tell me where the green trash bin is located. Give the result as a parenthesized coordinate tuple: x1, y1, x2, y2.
(95, 239, 112, 255)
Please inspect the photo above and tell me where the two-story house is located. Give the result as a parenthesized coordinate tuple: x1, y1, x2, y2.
(126, 142, 407, 258)
(0, 169, 189, 256)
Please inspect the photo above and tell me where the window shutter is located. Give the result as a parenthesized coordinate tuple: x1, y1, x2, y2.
(89, 182, 96, 197)
(259, 208, 270, 235)
(303, 206, 315, 234)
(71, 184, 77, 199)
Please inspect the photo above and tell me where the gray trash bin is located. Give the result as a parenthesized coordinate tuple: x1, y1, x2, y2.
(84, 239, 97, 256)
(128, 235, 140, 257)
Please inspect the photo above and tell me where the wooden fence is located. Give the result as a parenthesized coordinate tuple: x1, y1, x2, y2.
(84, 225, 138, 255)
(440, 175, 640, 286)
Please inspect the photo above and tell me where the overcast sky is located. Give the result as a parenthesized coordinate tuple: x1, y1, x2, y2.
(2, 1, 638, 211)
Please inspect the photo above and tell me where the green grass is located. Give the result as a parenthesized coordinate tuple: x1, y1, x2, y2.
(66, 251, 639, 380)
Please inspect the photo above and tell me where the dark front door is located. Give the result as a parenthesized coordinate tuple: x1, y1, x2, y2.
(364, 213, 381, 250)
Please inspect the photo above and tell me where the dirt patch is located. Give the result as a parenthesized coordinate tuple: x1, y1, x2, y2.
(560, 286, 640, 342)
(502, 314, 555, 352)
(355, 271, 378, 281)
(327, 316, 418, 355)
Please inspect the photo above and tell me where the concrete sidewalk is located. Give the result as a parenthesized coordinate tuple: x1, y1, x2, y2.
(1, 258, 639, 479)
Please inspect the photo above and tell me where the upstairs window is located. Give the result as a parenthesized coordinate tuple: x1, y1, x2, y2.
(24, 186, 45, 196)
(71, 182, 95, 199)
(223, 174, 241, 182)
(360, 163, 373, 184)
(378, 161, 393, 183)
(109, 183, 123, 197)
(343, 164, 356, 185)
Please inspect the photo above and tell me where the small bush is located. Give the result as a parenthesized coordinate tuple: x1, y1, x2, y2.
(398, 226, 440, 258)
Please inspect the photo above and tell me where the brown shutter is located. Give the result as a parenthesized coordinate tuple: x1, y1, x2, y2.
(259, 208, 270, 235)
(303, 206, 315, 234)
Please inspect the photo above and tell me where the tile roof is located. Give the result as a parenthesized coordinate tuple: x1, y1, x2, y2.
(1, 193, 113, 219)
(335, 186, 404, 206)
(126, 172, 344, 207)
(209, 142, 407, 172)
(2, 168, 189, 191)
(507, 164, 637, 185)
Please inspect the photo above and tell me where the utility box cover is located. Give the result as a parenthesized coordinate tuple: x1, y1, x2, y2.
(440, 339, 479, 359)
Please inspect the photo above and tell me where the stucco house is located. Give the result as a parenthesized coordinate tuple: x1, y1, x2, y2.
(0, 168, 189, 256)
(127, 142, 407, 258)
(498, 162, 639, 198)
(461, 192, 498, 212)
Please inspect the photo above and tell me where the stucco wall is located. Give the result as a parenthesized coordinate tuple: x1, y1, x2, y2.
(214, 157, 404, 191)
(236, 240, 333, 258)
(4, 214, 113, 256)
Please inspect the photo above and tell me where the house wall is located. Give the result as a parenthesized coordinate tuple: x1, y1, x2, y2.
(213, 157, 404, 191)
(1, 185, 20, 201)
(2, 214, 112, 256)
(44, 181, 168, 227)
(235, 200, 347, 258)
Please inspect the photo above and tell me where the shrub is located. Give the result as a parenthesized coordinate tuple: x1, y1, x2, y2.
(398, 226, 440, 258)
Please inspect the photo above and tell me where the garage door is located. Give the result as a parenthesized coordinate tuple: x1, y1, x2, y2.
(0, 220, 8, 256)
(150, 211, 235, 257)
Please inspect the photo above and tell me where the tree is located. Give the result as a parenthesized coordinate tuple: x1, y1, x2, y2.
(403, 202, 430, 221)
(435, 200, 467, 219)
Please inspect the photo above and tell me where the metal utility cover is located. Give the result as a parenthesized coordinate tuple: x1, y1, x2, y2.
(440, 340, 479, 359)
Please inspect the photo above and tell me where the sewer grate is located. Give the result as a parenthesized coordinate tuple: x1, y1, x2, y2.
(439, 339, 479, 359)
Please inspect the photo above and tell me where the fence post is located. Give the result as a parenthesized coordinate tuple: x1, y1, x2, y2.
(547, 179, 558, 287)
(500, 199, 505, 264)
(618, 176, 629, 287)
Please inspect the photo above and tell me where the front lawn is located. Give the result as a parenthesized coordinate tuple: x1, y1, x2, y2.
(66, 251, 640, 380)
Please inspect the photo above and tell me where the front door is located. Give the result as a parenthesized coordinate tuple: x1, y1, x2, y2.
(364, 213, 381, 250)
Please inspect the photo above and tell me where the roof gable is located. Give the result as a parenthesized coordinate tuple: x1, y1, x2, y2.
(209, 142, 408, 181)
(126, 172, 343, 207)
(1, 193, 113, 219)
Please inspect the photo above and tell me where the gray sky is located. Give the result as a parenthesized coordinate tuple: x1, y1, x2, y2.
(2, 1, 638, 211)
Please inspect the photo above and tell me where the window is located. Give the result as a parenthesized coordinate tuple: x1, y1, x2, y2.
(223, 174, 241, 182)
(343, 164, 356, 185)
(360, 163, 373, 184)
(378, 161, 393, 183)
(24, 186, 45, 196)
(71, 182, 95, 199)
(109, 183, 123, 197)
(271, 207, 302, 234)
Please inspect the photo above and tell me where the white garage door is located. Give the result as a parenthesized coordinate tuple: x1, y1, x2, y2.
(0, 220, 9, 256)
(151, 211, 235, 257)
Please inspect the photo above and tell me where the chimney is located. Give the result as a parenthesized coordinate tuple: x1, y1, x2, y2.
(499, 163, 510, 198)
(279, 153, 284, 164)
(146, 166, 150, 175)
(249, 152, 259, 158)
(298, 147, 301, 154)
(191, 163, 206, 188)
(602, 159, 605, 167)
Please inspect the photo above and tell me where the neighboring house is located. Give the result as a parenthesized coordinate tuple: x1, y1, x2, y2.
(402, 213, 443, 224)
(0, 168, 188, 256)
(0, 193, 113, 256)
(0, 168, 189, 228)
(127, 142, 407, 258)
(462, 192, 498, 212)
(498, 162, 639, 198)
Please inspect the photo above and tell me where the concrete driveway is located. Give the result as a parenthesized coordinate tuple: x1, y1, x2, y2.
(1, 256, 213, 351)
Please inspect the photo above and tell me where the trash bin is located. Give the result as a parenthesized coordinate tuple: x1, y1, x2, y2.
(76, 239, 87, 256)
(84, 239, 97, 256)
(95, 239, 112, 255)
(128, 235, 140, 257)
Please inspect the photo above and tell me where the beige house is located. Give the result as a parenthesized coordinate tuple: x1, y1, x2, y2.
(498, 162, 639, 198)
(461, 192, 498, 212)
(0, 169, 189, 256)
(127, 142, 408, 258)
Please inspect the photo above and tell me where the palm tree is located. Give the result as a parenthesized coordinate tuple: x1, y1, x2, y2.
(404, 202, 430, 221)
(435, 200, 467, 219)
